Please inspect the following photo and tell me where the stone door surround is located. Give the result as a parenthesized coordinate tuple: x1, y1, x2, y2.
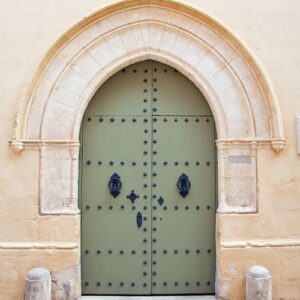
(10, 0, 284, 215)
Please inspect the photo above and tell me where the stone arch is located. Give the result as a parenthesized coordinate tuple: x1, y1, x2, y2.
(10, 0, 285, 214)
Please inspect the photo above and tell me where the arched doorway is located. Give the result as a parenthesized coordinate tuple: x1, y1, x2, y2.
(80, 60, 216, 295)
(10, 1, 285, 298)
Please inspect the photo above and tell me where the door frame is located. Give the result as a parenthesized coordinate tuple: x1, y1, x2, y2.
(10, 1, 285, 298)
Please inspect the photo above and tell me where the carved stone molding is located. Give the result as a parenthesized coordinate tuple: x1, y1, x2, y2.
(221, 239, 300, 248)
(39, 143, 80, 214)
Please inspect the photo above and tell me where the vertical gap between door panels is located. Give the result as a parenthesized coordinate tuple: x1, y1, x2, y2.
(150, 60, 154, 295)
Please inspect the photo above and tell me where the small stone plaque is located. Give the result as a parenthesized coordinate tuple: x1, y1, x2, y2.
(228, 155, 251, 164)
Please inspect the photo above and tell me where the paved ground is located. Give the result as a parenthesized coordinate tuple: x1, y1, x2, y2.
(81, 297, 216, 300)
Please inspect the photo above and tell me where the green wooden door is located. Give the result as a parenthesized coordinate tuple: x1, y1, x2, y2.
(80, 60, 216, 295)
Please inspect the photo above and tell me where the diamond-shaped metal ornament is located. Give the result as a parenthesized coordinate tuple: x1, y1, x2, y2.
(158, 196, 164, 206)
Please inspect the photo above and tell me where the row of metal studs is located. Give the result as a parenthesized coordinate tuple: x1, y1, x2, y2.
(85, 205, 211, 210)
(142, 67, 150, 281)
(121, 67, 178, 73)
(151, 65, 159, 280)
(87, 117, 210, 123)
(84, 249, 211, 255)
(85, 280, 211, 287)
(86, 161, 209, 165)
(85, 281, 146, 287)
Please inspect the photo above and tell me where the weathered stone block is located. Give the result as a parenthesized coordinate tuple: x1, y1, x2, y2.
(51, 265, 80, 300)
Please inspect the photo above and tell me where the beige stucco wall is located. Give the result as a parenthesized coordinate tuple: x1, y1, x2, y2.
(0, 0, 300, 299)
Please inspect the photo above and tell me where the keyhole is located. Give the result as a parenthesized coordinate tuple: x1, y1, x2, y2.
(113, 179, 118, 189)
(181, 180, 187, 191)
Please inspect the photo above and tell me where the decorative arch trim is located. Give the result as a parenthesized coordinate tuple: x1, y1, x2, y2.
(10, 0, 285, 214)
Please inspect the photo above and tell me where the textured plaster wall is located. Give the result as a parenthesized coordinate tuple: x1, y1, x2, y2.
(0, 1, 300, 299)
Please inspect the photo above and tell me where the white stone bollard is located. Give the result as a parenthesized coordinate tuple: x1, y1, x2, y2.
(246, 266, 272, 300)
(25, 268, 51, 300)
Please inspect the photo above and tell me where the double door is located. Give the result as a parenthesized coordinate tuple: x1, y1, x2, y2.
(80, 60, 216, 295)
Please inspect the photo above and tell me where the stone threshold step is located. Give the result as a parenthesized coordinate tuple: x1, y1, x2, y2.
(81, 297, 216, 300)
